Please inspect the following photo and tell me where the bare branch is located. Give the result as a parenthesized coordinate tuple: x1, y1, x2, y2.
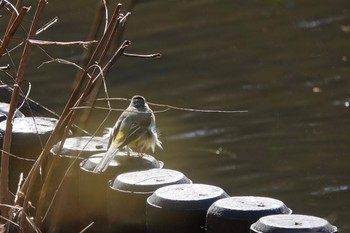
(75, 98, 248, 114)
(0, 149, 35, 162)
(28, 39, 97, 48)
(0, 213, 22, 230)
(14, 173, 24, 204)
(0, 6, 30, 57)
(13, 0, 48, 225)
(79, 222, 94, 233)
(102, 0, 108, 34)
(148, 101, 248, 113)
(2, 0, 19, 15)
(101, 40, 130, 73)
(35, 17, 58, 35)
(37, 58, 87, 72)
(123, 52, 161, 58)
(0, 64, 10, 71)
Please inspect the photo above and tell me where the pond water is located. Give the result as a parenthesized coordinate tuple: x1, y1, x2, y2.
(1, 0, 350, 231)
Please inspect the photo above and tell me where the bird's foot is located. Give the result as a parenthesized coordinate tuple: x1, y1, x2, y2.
(126, 146, 132, 156)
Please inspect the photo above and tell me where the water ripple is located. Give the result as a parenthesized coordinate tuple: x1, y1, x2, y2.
(297, 16, 346, 29)
(167, 128, 225, 140)
(311, 185, 349, 195)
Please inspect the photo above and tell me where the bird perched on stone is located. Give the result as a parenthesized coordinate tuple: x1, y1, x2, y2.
(93, 95, 162, 173)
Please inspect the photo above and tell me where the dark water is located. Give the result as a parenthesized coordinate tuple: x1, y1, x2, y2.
(1, 0, 350, 231)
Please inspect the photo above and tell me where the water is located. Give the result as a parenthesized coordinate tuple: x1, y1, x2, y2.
(1, 0, 350, 231)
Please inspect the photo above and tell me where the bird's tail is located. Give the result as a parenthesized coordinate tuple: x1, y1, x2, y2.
(93, 144, 119, 173)
(103, 127, 114, 148)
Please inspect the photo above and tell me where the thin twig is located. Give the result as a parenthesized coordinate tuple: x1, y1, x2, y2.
(96, 97, 128, 102)
(113, 0, 138, 47)
(72, 0, 111, 89)
(0, 214, 22, 230)
(33, 3, 124, 228)
(5, 0, 25, 35)
(14, 0, 48, 228)
(72, 105, 168, 114)
(1, 16, 62, 58)
(28, 39, 97, 48)
(74, 10, 130, 131)
(74, 40, 130, 129)
(15, 80, 31, 118)
(0, 1, 41, 222)
(0, 64, 10, 70)
(93, 97, 249, 113)
(84, 9, 127, 94)
(99, 39, 130, 75)
(148, 101, 248, 113)
(35, 7, 124, 221)
(2, 0, 19, 16)
(38, 65, 112, 222)
(102, 0, 109, 34)
(73, 105, 248, 114)
(123, 52, 161, 58)
(14, 173, 24, 204)
(0, 6, 30, 57)
(0, 150, 36, 162)
(37, 57, 87, 71)
(79, 222, 94, 233)
(42, 110, 112, 222)
(35, 17, 58, 35)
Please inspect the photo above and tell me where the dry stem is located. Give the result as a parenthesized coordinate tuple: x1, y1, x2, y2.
(0, 1, 162, 232)
(0, 1, 47, 227)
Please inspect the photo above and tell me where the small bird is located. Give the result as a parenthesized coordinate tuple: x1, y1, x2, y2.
(93, 95, 162, 173)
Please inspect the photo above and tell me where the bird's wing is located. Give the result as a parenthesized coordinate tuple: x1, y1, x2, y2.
(108, 116, 123, 148)
(114, 111, 152, 148)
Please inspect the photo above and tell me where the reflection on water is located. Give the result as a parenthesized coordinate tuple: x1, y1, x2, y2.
(1, 0, 350, 231)
(311, 185, 350, 195)
(297, 16, 346, 29)
(167, 128, 225, 140)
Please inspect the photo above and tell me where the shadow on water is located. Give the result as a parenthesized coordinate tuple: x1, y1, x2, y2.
(1, 0, 350, 230)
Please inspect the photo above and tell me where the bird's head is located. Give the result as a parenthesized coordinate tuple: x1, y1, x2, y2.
(131, 95, 146, 108)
